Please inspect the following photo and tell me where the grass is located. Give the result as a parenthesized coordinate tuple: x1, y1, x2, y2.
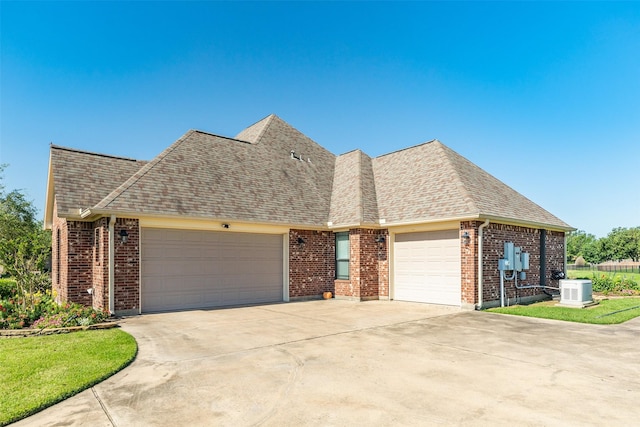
(0, 329, 137, 426)
(487, 297, 640, 325)
(567, 269, 640, 282)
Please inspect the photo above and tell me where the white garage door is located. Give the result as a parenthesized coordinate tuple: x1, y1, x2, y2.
(394, 229, 461, 306)
(141, 228, 284, 312)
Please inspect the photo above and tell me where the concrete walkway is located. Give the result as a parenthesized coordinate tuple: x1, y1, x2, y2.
(12, 300, 640, 426)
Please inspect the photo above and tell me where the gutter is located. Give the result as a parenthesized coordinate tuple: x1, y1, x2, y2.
(108, 215, 116, 314)
(476, 219, 490, 310)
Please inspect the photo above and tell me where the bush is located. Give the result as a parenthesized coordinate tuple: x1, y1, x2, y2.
(575, 256, 587, 267)
(0, 290, 109, 330)
(0, 278, 16, 299)
(591, 274, 640, 296)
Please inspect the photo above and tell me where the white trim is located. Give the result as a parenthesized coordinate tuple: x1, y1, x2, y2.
(389, 232, 396, 300)
(283, 233, 290, 302)
(108, 215, 116, 314)
(388, 220, 461, 234)
(139, 217, 290, 234)
(43, 155, 55, 229)
(137, 227, 143, 315)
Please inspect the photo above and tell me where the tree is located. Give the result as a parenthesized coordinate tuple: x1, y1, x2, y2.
(566, 230, 597, 263)
(583, 238, 609, 264)
(0, 165, 51, 308)
(606, 227, 640, 262)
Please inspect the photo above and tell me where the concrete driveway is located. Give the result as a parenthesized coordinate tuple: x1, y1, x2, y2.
(13, 300, 640, 426)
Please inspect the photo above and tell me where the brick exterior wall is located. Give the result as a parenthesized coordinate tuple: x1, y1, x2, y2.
(289, 229, 335, 299)
(51, 207, 140, 314)
(289, 228, 389, 301)
(460, 221, 479, 306)
(64, 220, 94, 306)
(51, 200, 67, 303)
(113, 218, 140, 314)
(92, 218, 109, 311)
(51, 213, 563, 311)
(474, 222, 565, 307)
(335, 228, 389, 301)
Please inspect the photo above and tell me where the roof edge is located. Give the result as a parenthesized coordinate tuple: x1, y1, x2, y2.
(50, 144, 142, 162)
(374, 139, 438, 159)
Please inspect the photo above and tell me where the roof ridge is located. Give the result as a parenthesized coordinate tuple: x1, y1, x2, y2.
(359, 150, 378, 224)
(93, 130, 196, 209)
(374, 139, 438, 159)
(50, 144, 141, 162)
(435, 141, 479, 215)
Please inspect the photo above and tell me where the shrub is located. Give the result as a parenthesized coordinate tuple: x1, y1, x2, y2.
(0, 278, 16, 299)
(575, 256, 587, 267)
(0, 290, 109, 330)
(591, 274, 640, 295)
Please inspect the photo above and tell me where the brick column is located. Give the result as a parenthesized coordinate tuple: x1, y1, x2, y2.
(113, 218, 140, 315)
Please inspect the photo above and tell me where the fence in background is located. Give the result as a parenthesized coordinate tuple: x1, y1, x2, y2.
(567, 264, 640, 274)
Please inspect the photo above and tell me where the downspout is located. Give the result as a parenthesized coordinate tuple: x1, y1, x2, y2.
(108, 215, 116, 315)
(476, 219, 490, 310)
(540, 229, 547, 287)
(564, 232, 568, 279)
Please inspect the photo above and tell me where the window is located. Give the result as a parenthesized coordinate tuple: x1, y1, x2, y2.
(335, 232, 350, 280)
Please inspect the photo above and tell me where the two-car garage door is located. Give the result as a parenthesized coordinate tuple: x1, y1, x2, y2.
(141, 228, 283, 312)
(394, 229, 461, 306)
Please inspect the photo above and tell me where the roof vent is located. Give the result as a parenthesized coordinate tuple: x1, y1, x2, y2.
(290, 150, 306, 162)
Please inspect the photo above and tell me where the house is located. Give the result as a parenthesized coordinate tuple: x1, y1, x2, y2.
(44, 115, 572, 315)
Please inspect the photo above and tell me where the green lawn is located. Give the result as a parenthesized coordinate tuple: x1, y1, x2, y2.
(487, 297, 640, 325)
(0, 329, 137, 426)
(567, 269, 640, 282)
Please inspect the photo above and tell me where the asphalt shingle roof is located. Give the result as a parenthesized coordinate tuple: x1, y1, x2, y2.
(47, 115, 571, 230)
(93, 115, 336, 226)
(49, 145, 147, 216)
(329, 150, 379, 227)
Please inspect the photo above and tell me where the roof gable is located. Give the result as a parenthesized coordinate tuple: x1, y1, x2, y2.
(45, 145, 146, 223)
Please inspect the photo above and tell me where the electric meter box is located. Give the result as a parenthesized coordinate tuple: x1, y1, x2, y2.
(514, 246, 522, 271)
(503, 242, 515, 270)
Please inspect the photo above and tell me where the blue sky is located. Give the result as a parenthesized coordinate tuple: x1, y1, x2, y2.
(1, 1, 639, 237)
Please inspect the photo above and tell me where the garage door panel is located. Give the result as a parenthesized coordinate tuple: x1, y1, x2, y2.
(394, 229, 461, 306)
(142, 228, 284, 312)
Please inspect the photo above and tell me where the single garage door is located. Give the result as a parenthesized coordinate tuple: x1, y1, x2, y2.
(141, 228, 284, 312)
(394, 229, 461, 306)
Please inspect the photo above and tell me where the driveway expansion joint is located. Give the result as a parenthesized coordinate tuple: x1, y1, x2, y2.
(92, 387, 116, 427)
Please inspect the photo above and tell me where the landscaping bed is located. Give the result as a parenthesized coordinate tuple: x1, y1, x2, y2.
(1, 278, 110, 331)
